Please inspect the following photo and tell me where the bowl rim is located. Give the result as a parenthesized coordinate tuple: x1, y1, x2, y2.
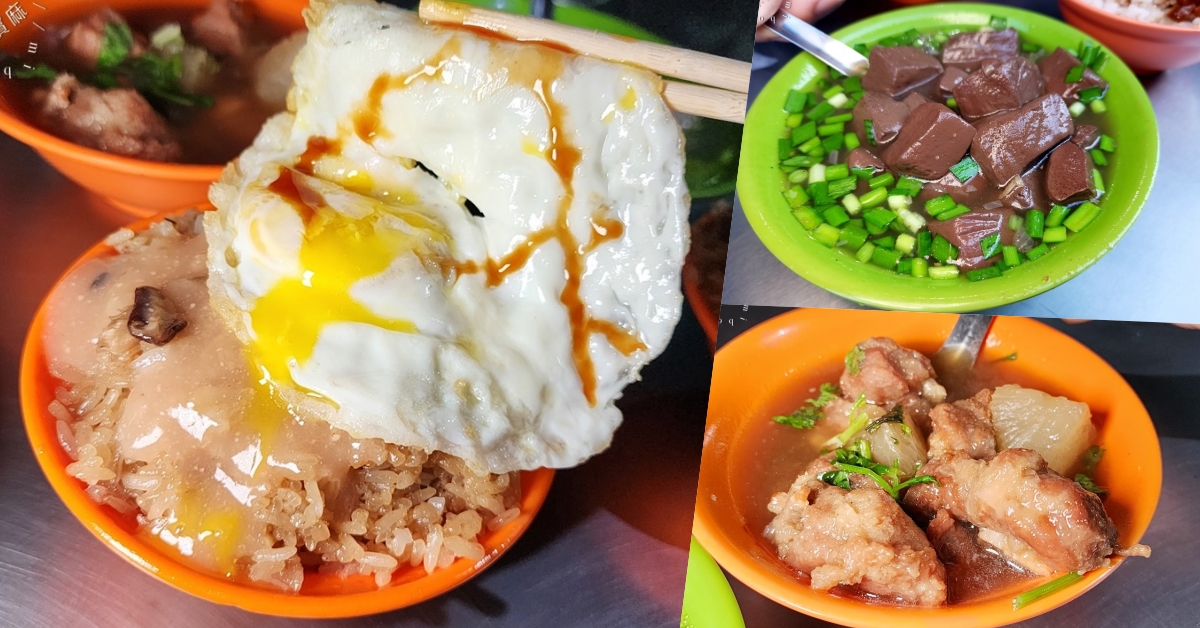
(1058, 0, 1200, 35)
(693, 309, 1162, 628)
(736, 2, 1160, 312)
(19, 207, 556, 618)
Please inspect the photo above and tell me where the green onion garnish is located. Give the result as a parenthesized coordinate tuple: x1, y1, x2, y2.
(1098, 134, 1116, 152)
(928, 265, 959, 279)
(825, 163, 851, 181)
(980, 232, 1002, 259)
(1092, 168, 1106, 195)
(868, 173, 895, 189)
(823, 206, 851, 227)
(1026, 209, 1045, 238)
(812, 223, 841, 247)
(844, 132, 861, 151)
(822, 133, 844, 153)
(864, 119, 877, 146)
(1064, 201, 1101, 232)
(1064, 65, 1085, 84)
(827, 177, 857, 200)
(859, 187, 889, 209)
(841, 224, 869, 250)
(1026, 243, 1051, 260)
(925, 194, 957, 217)
(1090, 149, 1107, 167)
(1042, 226, 1068, 242)
(945, 97, 958, 109)
(791, 121, 817, 146)
(784, 89, 808, 113)
(937, 204, 972, 221)
(1078, 86, 1105, 103)
(1013, 572, 1085, 610)
(1046, 204, 1070, 227)
(989, 15, 1008, 29)
(967, 265, 1002, 282)
(949, 156, 981, 182)
(1002, 245, 1021, 267)
(794, 206, 823, 230)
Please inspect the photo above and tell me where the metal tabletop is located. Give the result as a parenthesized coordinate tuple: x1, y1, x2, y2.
(726, 0, 1200, 324)
(715, 304, 1200, 628)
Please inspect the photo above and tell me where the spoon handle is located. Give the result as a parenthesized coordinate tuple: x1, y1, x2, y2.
(764, 10, 869, 76)
(933, 314, 995, 378)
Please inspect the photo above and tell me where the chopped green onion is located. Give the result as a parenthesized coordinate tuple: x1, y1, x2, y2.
(821, 133, 844, 153)
(1098, 135, 1116, 152)
(797, 136, 822, 154)
(851, 167, 875, 179)
(932, 234, 954, 263)
(1064, 65, 1085, 84)
(925, 194, 957, 217)
(855, 242, 877, 263)
(1002, 245, 1021, 267)
(859, 187, 889, 209)
(1046, 204, 1070, 227)
(865, 208, 898, 230)
(840, 223, 869, 250)
(828, 177, 858, 200)
(989, 15, 1008, 29)
(887, 195, 913, 213)
(842, 193, 863, 216)
(1042, 225, 1068, 243)
(782, 155, 819, 168)
(871, 245, 904, 269)
(824, 206, 851, 227)
(874, 235, 896, 250)
(784, 185, 811, 208)
(843, 76, 862, 92)
(1092, 168, 1106, 195)
(793, 206, 822, 230)
(822, 85, 845, 100)
(825, 163, 851, 181)
(786, 113, 804, 128)
(1078, 86, 1105, 103)
(1008, 213, 1024, 232)
(813, 223, 842, 247)
(945, 97, 958, 109)
(1090, 149, 1107, 167)
(897, 258, 914, 275)
(1026, 243, 1051, 260)
(863, 119, 876, 146)
(784, 89, 808, 113)
(911, 257, 929, 277)
(809, 181, 832, 206)
(949, 156, 981, 182)
(937, 204, 972, 221)
(1083, 445, 1105, 473)
(917, 231, 932, 257)
(897, 208, 926, 233)
(788, 169, 809, 184)
(778, 138, 792, 161)
(1026, 209, 1045, 238)
(895, 233, 916, 254)
(967, 265, 1002, 282)
(853, 42, 869, 56)
(1021, 42, 1043, 53)
(827, 92, 850, 109)
(807, 101, 835, 121)
(929, 265, 959, 279)
(1089, 99, 1107, 114)
(1069, 101, 1087, 117)
(980, 232, 1002, 259)
(1013, 572, 1085, 610)
(791, 121, 818, 146)
(809, 163, 827, 183)
(844, 132, 861, 151)
(893, 176, 923, 197)
(868, 173, 895, 189)
(1064, 201, 1101, 232)
(825, 112, 854, 124)
(818, 122, 846, 137)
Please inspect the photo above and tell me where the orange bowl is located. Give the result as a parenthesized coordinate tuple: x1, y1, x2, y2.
(19, 208, 556, 617)
(693, 309, 1161, 628)
(0, 0, 308, 217)
(682, 259, 719, 352)
(1058, 0, 1200, 73)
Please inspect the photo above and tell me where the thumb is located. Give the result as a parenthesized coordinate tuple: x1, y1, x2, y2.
(757, 0, 783, 27)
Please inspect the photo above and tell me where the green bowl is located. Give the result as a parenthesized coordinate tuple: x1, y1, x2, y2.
(736, 3, 1158, 312)
(681, 537, 745, 628)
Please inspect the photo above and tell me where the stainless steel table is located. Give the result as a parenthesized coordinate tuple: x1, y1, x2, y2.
(716, 304, 1200, 627)
(726, 0, 1200, 324)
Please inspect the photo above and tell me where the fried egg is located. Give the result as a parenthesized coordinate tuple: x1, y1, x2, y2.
(204, 0, 689, 473)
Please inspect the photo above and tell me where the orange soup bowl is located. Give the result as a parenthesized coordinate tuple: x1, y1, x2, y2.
(693, 309, 1161, 628)
(0, 0, 308, 217)
(682, 259, 719, 352)
(1058, 0, 1200, 73)
(20, 209, 556, 618)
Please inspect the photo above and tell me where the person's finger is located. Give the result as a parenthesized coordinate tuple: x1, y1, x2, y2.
(1173, 323, 1200, 331)
(755, 0, 847, 42)
(757, 0, 783, 27)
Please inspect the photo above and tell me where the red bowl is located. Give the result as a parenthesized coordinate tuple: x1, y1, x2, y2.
(1059, 0, 1200, 73)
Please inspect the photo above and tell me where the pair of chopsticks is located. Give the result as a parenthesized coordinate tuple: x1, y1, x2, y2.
(418, 0, 751, 124)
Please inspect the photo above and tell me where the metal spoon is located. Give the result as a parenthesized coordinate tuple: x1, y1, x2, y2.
(530, 0, 553, 20)
(931, 314, 995, 398)
(764, 9, 868, 76)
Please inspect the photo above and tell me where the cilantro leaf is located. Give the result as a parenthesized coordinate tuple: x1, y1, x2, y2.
(818, 470, 851, 490)
(97, 21, 134, 71)
(1075, 473, 1107, 497)
(15, 63, 57, 81)
(807, 383, 840, 408)
(845, 346, 865, 376)
(1082, 445, 1105, 474)
(819, 445, 940, 500)
(772, 407, 823, 430)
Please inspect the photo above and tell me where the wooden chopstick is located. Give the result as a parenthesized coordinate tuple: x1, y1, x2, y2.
(418, 0, 750, 123)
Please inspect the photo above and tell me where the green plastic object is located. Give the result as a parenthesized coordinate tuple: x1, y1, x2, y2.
(736, 3, 1158, 311)
(680, 538, 745, 628)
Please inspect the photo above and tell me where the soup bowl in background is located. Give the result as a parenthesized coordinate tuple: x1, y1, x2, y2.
(737, 4, 1158, 312)
(0, 0, 308, 217)
(693, 309, 1160, 628)
(20, 208, 556, 617)
(1058, 0, 1200, 73)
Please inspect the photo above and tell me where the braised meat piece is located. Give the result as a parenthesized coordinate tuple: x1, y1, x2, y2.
(862, 46, 944, 97)
(902, 92, 932, 112)
(766, 476, 948, 606)
(926, 209, 1015, 270)
(190, 0, 252, 57)
(927, 389, 997, 459)
(883, 103, 976, 180)
(128, 286, 189, 345)
(840, 337, 947, 430)
(852, 91, 913, 147)
(971, 93, 1074, 186)
(938, 66, 969, 98)
(926, 510, 1035, 602)
(1070, 124, 1100, 149)
(847, 147, 886, 175)
(952, 57, 1044, 121)
(1046, 142, 1096, 203)
(55, 9, 147, 72)
(940, 28, 1020, 72)
(903, 449, 1118, 573)
(1040, 48, 1108, 102)
(33, 75, 182, 162)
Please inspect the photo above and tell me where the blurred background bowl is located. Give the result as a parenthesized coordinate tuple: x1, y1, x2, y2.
(1059, 0, 1200, 73)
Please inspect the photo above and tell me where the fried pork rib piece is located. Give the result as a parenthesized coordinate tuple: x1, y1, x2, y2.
(904, 449, 1118, 573)
(927, 389, 997, 460)
(840, 337, 948, 431)
(766, 475, 948, 607)
(33, 75, 182, 162)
